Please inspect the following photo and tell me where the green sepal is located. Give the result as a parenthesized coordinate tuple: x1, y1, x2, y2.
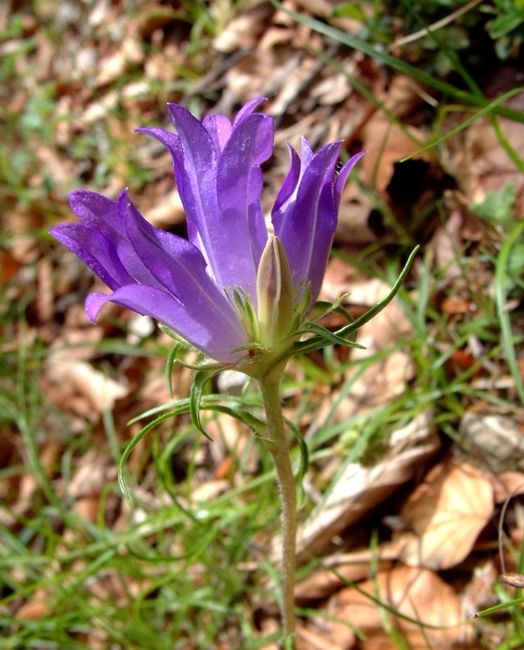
(308, 293, 351, 323)
(293, 246, 419, 356)
(159, 323, 190, 346)
(306, 322, 366, 348)
(119, 404, 190, 505)
(232, 340, 265, 354)
(190, 368, 219, 440)
(202, 403, 267, 438)
(293, 280, 312, 323)
(336, 246, 419, 337)
(228, 286, 259, 341)
(165, 344, 180, 398)
(158, 324, 226, 372)
(175, 356, 227, 371)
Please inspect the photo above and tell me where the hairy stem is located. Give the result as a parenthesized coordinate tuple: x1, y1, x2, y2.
(259, 370, 297, 647)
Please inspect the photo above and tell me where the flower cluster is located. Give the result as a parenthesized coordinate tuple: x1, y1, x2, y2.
(51, 98, 363, 364)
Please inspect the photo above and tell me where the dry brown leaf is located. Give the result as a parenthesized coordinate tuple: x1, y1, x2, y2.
(14, 588, 52, 621)
(295, 412, 439, 561)
(0, 248, 21, 286)
(462, 561, 499, 617)
(426, 209, 465, 285)
(314, 289, 415, 418)
(459, 412, 524, 473)
(95, 36, 144, 87)
(68, 449, 116, 499)
(213, 0, 275, 53)
(36, 256, 54, 323)
(310, 71, 352, 105)
(361, 119, 429, 194)
(448, 91, 524, 210)
(492, 471, 524, 503)
(75, 496, 101, 523)
(224, 27, 302, 101)
(44, 348, 128, 417)
(400, 459, 493, 570)
(326, 565, 469, 649)
(297, 623, 344, 650)
(143, 188, 186, 228)
(192, 479, 229, 503)
(292, 0, 365, 32)
(295, 544, 399, 602)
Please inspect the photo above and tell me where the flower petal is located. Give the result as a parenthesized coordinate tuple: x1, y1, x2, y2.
(146, 103, 273, 299)
(86, 286, 247, 363)
(273, 144, 301, 213)
(50, 223, 133, 290)
(118, 192, 249, 347)
(335, 151, 366, 205)
(164, 104, 224, 271)
(272, 140, 344, 304)
(68, 190, 170, 289)
(215, 112, 273, 300)
(233, 96, 267, 124)
(202, 114, 232, 152)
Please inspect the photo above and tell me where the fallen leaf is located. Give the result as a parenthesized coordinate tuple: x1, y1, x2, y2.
(295, 412, 439, 560)
(459, 412, 524, 473)
(400, 459, 493, 570)
(327, 566, 470, 649)
(492, 471, 524, 503)
(44, 348, 128, 418)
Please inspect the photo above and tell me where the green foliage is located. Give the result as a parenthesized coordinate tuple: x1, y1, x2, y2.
(471, 181, 517, 228)
(484, 0, 524, 58)
(336, 0, 524, 66)
(471, 182, 524, 298)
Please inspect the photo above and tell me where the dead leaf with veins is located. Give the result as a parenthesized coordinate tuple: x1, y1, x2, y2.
(400, 459, 493, 570)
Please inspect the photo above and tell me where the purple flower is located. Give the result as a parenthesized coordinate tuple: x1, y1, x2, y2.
(51, 98, 363, 364)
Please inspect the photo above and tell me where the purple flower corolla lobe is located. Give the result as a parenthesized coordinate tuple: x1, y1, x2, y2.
(51, 190, 248, 363)
(273, 139, 365, 305)
(138, 97, 272, 302)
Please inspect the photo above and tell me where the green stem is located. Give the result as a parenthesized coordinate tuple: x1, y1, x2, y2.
(258, 369, 297, 646)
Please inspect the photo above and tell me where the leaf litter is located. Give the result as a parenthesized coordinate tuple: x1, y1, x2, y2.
(2, 0, 524, 648)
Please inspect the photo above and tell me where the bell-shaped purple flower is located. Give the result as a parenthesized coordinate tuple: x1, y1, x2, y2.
(52, 190, 249, 363)
(273, 138, 365, 305)
(137, 97, 273, 305)
(51, 99, 363, 364)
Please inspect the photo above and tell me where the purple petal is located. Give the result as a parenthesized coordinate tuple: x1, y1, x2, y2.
(202, 114, 232, 152)
(86, 287, 247, 363)
(69, 190, 167, 289)
(50, 223, 133, 290)
(139, 101, 273, 300)
(272, 140, 344, 304)
(138, 112, 219, 265)
(273, 144, 301, 213)
(118, 193, 249, 346)
(68, 190, 119, 234)
(165, 104, 222, 267)
(233, 96, 267, 124)
(167, 104, 273, 299)
(135, 126, 198, 244)
(215, 112, 273, 300)
(135, 126, 180, 160)
(335, 151, 366, 205)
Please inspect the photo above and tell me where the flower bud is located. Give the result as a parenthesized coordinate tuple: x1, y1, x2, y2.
(256, 236, 294, 348)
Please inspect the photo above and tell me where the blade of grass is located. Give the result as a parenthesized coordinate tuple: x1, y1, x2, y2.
(271, 0, 524, 124)
(495, 219, 524, 406)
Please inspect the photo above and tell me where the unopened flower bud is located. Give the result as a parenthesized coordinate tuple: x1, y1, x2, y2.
(256, 236, 294, 348)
